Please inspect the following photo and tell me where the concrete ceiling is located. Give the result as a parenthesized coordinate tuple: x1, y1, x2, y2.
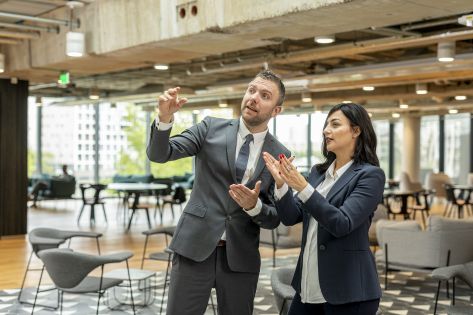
(1, 0, 473, 119)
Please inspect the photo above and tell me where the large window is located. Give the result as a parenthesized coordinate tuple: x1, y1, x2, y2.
(372, 120, 389, 178)
(420, 115, 439, 182)
(310, 112, 328, 168)
(445, 113, 470, 184)
(275, 114, 309, 172)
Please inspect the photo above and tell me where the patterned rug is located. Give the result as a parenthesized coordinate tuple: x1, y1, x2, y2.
(1, 255, 472, 314)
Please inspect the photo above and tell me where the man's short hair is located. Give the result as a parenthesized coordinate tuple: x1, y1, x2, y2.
(255, 70, 285, 107)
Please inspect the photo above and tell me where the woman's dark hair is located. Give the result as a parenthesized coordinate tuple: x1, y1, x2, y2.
(316, 103, 379, 173)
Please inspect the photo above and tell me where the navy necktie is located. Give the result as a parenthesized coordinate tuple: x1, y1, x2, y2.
(235, 134, 254, 183)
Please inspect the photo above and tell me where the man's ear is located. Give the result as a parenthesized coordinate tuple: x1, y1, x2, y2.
(272, 106, 282, 117)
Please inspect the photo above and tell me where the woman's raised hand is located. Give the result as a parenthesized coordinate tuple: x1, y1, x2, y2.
(262, 152, 285, 188)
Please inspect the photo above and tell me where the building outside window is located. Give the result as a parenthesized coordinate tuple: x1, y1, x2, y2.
(420, 115, 439, 183)
(445, 113, 470, 184)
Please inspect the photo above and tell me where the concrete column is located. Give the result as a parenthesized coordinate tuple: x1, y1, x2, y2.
(402, 116, 421, 181)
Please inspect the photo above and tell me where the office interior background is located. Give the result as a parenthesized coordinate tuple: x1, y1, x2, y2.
(1, 0, 473, 314)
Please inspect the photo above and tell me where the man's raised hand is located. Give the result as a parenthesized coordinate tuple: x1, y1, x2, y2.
(158, 87, 188, 123)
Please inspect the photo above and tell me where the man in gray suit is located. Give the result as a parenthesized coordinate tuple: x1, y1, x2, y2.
(147, 70, 290, 315)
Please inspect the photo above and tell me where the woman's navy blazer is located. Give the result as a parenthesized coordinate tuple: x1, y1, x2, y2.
(275, 162, 385, 304)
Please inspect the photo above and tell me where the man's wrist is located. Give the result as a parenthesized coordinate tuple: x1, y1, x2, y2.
(158, 114, 173, 123)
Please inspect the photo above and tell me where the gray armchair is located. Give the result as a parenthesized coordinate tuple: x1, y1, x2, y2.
(260, 222, 302, 267)
(271, 267, 295, 315)
(18, 228, 102, 307)
(376, 216, 473, 289)
(431, 261, 473, 314)
(35, 249, 136, 315)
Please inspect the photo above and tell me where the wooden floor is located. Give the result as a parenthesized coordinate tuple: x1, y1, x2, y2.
(0, 197, 298, 290)
(0, 196, 446, 290)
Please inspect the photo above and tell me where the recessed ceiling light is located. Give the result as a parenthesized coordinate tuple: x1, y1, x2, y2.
(392, 112, 400, 118)
(342, 100, 352, 104)
(437, 42, 455, 62)
(363, 86, 375, 91)
(399, 104, 409, 109)
(153, 64, 169, 70)
(368, 112, 373, 118)
(314, 35, 335, 44)
(218, 100, 228, 108)
(448, 109, 459, 114)
(302, 92, 312, 103)
(455, 95, 467, 101)
(415, 83, 428, 95)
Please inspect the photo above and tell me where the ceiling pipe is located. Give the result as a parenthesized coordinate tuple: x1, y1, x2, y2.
(0, 21, 58, 33)
(275, 29, 473, 64)
(401, 18, 459, 31)
(0, 29, 39, 39)
(0, 11, 79, 28)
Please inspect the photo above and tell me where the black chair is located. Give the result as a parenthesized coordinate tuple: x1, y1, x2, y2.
(77, 183, 108, 225)
(444, 184, 472, 219)
(18, 228, 102, 308)
(127, 191, 152, 231)
(409, 189, 435, 227)
(155, 185, 186, 222)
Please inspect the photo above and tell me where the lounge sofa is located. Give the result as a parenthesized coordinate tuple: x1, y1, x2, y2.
(376, 215, 473, 288)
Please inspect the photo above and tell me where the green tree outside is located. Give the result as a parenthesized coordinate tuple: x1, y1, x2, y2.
(116, 104, 192, 178)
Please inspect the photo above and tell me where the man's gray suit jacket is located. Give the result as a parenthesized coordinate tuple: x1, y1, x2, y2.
(147, 116, 290, 273)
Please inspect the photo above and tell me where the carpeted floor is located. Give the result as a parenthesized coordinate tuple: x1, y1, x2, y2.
(1, 255, 472, 314)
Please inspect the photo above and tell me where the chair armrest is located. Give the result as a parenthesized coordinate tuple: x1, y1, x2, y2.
(98, 251, 134, 264)
(431, 264, 464, 281)
(142, 226, 176, 236)
(65, 231, 103, 238)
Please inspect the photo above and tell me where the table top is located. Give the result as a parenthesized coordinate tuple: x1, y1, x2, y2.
(104, 268, 156, 281)
(451, 185, 473, 190)
(384, 189, 424, 196)
(107, 183, 167, 191)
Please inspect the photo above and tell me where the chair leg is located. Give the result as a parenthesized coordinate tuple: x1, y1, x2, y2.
(96, 237, 101, 255)
(452, 276, 456, 305)
(59, 291, 64, 315)
(171, 204, 175, 219)
(384, 244, 389, 290)
(280, 298, 287, 315)
(31, 266, 45, 315)
(160, 255, 172, 315)
(18, 251, 34, 302)
(141, 235, 149, 269)
(433, 280, 441, 315)
(127, 210, 135, 231)
(77, 204, 85, 223)
(126, 260, 136, 315)
(145, 209, 152, 229)
(101, 204, 108, 223)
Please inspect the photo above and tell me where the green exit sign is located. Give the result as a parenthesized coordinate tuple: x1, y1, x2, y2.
(58, 72, 70, 85)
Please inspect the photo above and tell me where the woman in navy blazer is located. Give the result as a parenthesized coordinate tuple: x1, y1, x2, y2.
(263, 103, 385, 315)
